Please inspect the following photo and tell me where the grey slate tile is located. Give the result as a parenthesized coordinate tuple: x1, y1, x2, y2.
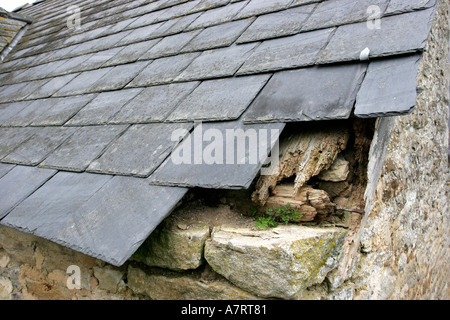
(30, 94, 97, 126)
(71, 47, 124, 72)
(0, 127, 36, 159)
(41, 125, 128, 172)
(355, 55, 421, 118)
(115, 22, 165, 46)
(129, 52, 200, 87)
(0, 80, 49, 103)
(187, 0, 248, 30)
(175, 43, 257, 81)
(0, 101, 34, 126)
(1, 173, 188, 266)
(2, 127, 78, 166)
(0, 99, 54, 127)
(301, 0, 390, 32)
(190, 0, 231, 13)
(0, 166, 56, 219)
(153, 12, 202, 37)
(53, 67, 113, 97)
(234, 0, 293, 19)
(103, 39, 160, 66)
(236, 4, 315, 44)
(318, 8, 436, 64)
(87, 123, 193, 177)
(49, 54, 94, 76)
(181, 18, 254, 52)
(385, 0, 437, 15)
(167, 75, 270, 122)
(243, 63, 367, 123)
(111, 82, 199, 124)
(66, 89, 143, 126)
(237, 28, 334, 75)
(25, 73, 80, 99)
(140, 30, 202, 60)
(87, 61, 151, 92)
(149, 120, 285, 189)
(0, 163, 15, 180)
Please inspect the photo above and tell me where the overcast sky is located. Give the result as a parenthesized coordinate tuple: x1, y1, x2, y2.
(0, 0, 31, 12)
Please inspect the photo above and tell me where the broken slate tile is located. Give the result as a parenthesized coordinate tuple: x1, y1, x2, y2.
(140, 30, 202, 60)
(149, 120, 285, 189)
(237, 28, 334, 75)
(0, 127, 36, 159)
(318, 8, 436, 64)
(129, 52, 200, 87)
(182, 18, 254, 52)
(301, 0, 390, 32)
(87, 123, 193, 177)
(236, 4, 315, 43)
(175, 43, 257, 81)
(111, 82, 199, 124)
(243, 63, 367, 123)
(167, 75, 270, 122)
(0, 166, 56, 219)
(41, 125, 128, 172)
(1, 173, 188, 266)
(67, 89, 143, 125)
(355, 55, 421, 118)
(2, 127, 78, 166)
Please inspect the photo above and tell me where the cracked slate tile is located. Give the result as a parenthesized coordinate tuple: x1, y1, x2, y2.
(181, 18, 254, 52)
(236, 4, 315, 43)
(243, 63, 367, 123)
(111, 82, 199, 124)
(149, 120, 285, 189)
(0, 127, 37, 159)
(167, 75, 270, 122)
(318, 8, 436, 64)
(175, 43, 257, 81)
(66, 89, 143, 125)
(140, 29, 202, 60)
(186, 0, 249, 30)
(87, 123, 193, 177)
(1, 172, 188, 266)
(301, 0, 390, 32)
(129, 52, 200, 87)
(237, 28, 333, 75)
(0, 166, 57, 219)
(234, 0, 293, 19)
(2, 127, 78, 166)
(41, 125, 128, 172)
(355, 55, 421, 118)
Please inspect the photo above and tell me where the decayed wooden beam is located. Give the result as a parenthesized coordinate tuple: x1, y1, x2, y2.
(261, 184, 336, 222)
(252, 123, 350, 206)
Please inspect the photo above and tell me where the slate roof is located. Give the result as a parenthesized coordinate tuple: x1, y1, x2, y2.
(0, 0, 439, 266)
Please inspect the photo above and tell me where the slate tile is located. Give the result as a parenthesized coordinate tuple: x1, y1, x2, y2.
(0, 81, 47, 103)
(2, 127, 78, 166)
(111, 82, 199, 124)
(236, 4, 315, 43)
(0, 166, 56, 219)
(149, 120, 285, 189)
(87, 123, 193, 177)
(115, 22, 166, 46)
(190, 0, 231, 13)
(175, 43, 257, 81)
(318, 8, 436, 64)
(70, 47, 124, 72)
(186, 0, 248, 30)
(13, 59, 68, 82)
(385, 0, 437, 15)
(87, 61, 151, 92)
(75, 30, 133, 56)
(301, 0, 390, 32)
(53, 67, 114, 97)
(100, 17, 139, 36)
(243, 63, 367, 123)
(154, 12, 202, 36)
(67, 89, 143, 125)
(25, 73, 80, 99)
(237, 28, 333, 75)
(41, 125, 128, 172)
(234, 0, 293, 19)
(102, 39, 160, 66)
(0, 163, 15, 180)
(30, 94, 97, 126)
(0, 127, 36, 159)
(49, 54, 94, 76)
(1, 172, 188, 266)
(156, 0, 202, 21)
(0, 101, 34, 126)
(1, 171, 112, 230)
(181, 18, 253, 52)
(125, 10, 166, 30)
(167, 75, 270, 122)
(355, 55, 421, 118)
(128, 52, 200, 87)
(140, 30, 202, 60)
